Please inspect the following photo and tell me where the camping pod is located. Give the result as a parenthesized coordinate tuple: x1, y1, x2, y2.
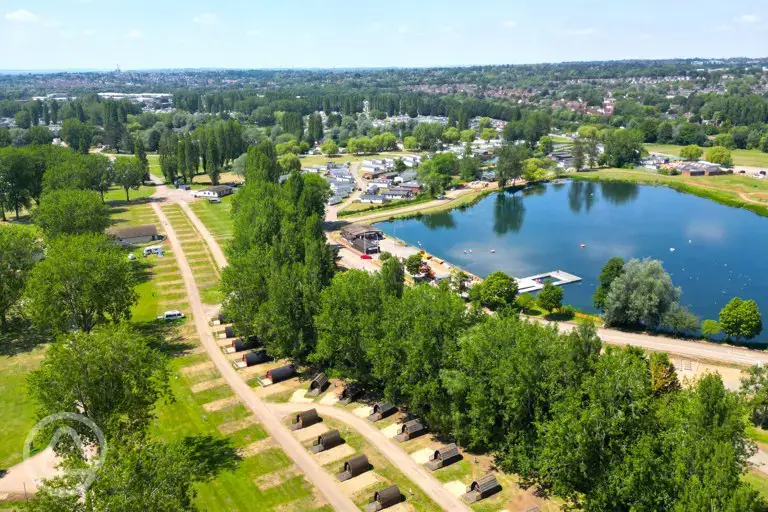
(338, 382, 362, 405)
(291, 409, 320, 431)
(336, 454, 370, 482)
(232, 335, 259, 352)
(243, 350, 271, 367)
(367, 401, 396, 422)
(266, 364, 296, 383)
(462, 474, 501, 503)
(425, 443, 461, 471)
(307, 372, 329, 397)
(223, 325, 235, 338)
(310, 429, 343, 453)
(364, 485, 402, 512)
(394, 419, 426, 442)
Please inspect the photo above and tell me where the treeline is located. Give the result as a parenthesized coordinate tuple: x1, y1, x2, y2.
(221, 141, 764, 510)
(157, 119, 243, 185)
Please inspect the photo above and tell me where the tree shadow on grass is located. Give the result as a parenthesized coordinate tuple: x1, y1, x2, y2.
(132, 321, 196, 356)
(180, 435, 241, 480)
(0, 321, 51, 356)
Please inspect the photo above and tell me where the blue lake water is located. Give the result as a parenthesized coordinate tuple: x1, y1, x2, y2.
(377, 181, 768, 333)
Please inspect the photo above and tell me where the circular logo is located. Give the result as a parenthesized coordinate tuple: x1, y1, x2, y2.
(23, 413, 108, 497)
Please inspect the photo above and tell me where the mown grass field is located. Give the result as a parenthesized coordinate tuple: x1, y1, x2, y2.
(646, 144, 768, 168)
(188, 195, 235, 241)
(161, 204, 221, 306)
(570, 168, 768, 217)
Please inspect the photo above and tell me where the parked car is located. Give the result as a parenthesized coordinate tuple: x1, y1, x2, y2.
(208, 197, 222, 204)
(157, 310, 185, 322)
(143, 245, 163, 257)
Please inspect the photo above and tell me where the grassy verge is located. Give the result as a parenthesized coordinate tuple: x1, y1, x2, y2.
(646, 144, 768, 168)
(570, 169, 768, 218)
(188, 196, 234, 240)
(339, 195, 434, 218)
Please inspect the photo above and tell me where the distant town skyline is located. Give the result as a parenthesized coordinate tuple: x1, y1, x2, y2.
(1, 0, 766, 70)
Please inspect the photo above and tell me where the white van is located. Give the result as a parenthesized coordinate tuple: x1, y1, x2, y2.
(143, 245, 163, 257)
(157, 310, 185, 322)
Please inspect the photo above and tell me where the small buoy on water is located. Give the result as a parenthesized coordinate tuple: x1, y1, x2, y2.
(468, 249, 472, 253)
(580, 243, 586, 248)
(670, 247, 675, 252)
(688, 239, 692, 243)
(490, 249, 496, 254)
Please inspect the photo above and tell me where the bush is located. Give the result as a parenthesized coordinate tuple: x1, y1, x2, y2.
(559, 305, 576, 319)
(379, 252, 393, 262)
(516, 293, 535, 312)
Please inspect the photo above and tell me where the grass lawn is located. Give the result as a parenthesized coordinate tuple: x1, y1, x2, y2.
(188, 196, 234, 240)
(570, 168, 768, 217)
(744, 471, 768, 501)
(0, 345, 45, 470)
(646, 144, 768, 168)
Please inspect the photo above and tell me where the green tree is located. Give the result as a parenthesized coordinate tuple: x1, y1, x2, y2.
(679, 144, 703, 161)
(478, 271, 518, 310)
(495, 143, 529, 187)
(312, 270, 382, 385)
(59, 119, 94, 154)
(593, 257, 625, 311)
(0, 225, 42, 329)
(702, 319, 722, 338)
(320, 139, 338, 155)
(25, 234, 137, 332)
(602, 258, 679, 329)
(380, 257, 405, 298)
(404, 253, 423, 275)
(603, 129, 644, 168)
(28, 324, 169, 444)
(113, 156, 144, 202)
(480, 128, 497, 142)
(706, 146, 734, 167)
(649, 352, 680, 396)
(538, 135, 554, 154)
(278, 153, 301, 175)
(34, 189, 109, 237)
(460, 129, 475, 143)
(403, 136, 418, 150)
(537, 282, 563, 313)
(719, 297, 763, 340)
(14, 109, 31, 129)
(659, 303, 700, 335)
(741, 364, 768, 428)
(133, 134, 149, 180)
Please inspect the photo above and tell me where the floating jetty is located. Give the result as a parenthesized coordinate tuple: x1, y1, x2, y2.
(517, 270, 582, 294)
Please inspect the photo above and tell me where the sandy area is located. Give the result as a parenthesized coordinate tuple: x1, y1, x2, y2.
(191, 378, 226, 393)
(180, 361, 215, 375)
(319, 393, 340, 406)
(203, 395, 240, 412)
(352, 405, 374, 418)
(313, 444, 356, 466)
(381, 423, 401, 439)
(293, 423, 330, 442)
(289, 389, 315, 404)
(410, 447, 434, 465)
(238, 438, 275, 458)
(339, 471, 381, 495)
(217, 415, 258, 435)
(444, 480, 467, 497)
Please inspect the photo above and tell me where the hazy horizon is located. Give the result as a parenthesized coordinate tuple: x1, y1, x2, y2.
(2, 0, 766, 70)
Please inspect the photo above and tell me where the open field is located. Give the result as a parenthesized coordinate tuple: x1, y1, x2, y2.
(188, 195, 234, 241)
(646, 144, 768, 168)
(0, 344, 45, 471)
(570, 168, 768, 217)
(162, 203, 222, 306)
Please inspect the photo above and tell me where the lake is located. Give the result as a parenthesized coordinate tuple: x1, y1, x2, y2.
(377, 181, 768, 330)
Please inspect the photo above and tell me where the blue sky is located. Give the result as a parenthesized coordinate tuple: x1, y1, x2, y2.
(1, 0, 766, 70)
